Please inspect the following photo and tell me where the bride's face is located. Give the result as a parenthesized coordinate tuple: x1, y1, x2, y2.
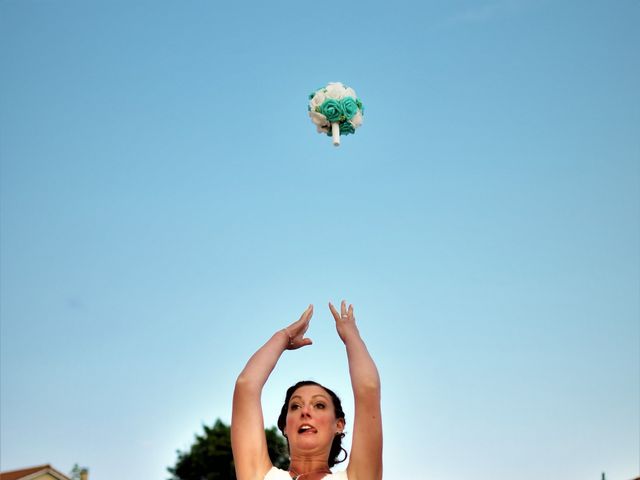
(284, 385, 344, 456)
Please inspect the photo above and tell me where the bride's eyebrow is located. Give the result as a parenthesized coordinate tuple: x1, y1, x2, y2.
(289, 394, 328, 403)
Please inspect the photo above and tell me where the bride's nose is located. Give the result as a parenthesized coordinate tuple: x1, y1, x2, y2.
(300, 404, 312, 417)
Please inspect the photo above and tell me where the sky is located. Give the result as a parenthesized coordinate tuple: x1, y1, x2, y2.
(0, 1, 638, 479)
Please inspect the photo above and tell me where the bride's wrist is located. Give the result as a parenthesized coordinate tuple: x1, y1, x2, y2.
(279, 328, 292, 350)
(340, 328, 362, 345)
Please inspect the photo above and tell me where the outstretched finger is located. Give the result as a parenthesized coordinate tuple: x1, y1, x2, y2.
(296, 304, 313, 328)
(298, 304, 313, 322)
(348, 304, 354, 320)
(328, 302, 341, 322)
(341, 300, 347, 318)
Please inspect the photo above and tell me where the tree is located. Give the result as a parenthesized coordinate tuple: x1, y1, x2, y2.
(69, 464, 87, 480)
(168, 419, 289, 480)
(69, 464, 82, 480)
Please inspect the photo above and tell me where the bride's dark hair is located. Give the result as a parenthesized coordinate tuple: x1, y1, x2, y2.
(277, 380, 347, 467)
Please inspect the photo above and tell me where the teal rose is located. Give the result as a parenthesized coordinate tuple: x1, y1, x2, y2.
(341, 96, 359, 121)
(319, 98, 344, 123)
(339, 121, 355, 135)
(325, 121, 356, 137)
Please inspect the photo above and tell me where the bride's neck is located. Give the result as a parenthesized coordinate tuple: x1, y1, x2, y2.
(288, 455, 331, 478)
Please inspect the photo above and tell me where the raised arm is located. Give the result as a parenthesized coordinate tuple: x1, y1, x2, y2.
(231, 305, 314, 480)
(329, 301, 382, 480)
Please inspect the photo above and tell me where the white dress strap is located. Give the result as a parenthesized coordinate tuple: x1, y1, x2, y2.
(327, 470, 348, 480)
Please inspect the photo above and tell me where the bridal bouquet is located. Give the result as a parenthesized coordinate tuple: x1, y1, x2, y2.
(308, 82, 364, 146)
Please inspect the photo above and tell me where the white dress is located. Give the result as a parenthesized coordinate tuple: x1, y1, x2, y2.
(264, 466, 348, 480)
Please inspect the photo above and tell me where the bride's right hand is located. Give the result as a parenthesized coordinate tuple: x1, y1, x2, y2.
(283, 305, 314, 350)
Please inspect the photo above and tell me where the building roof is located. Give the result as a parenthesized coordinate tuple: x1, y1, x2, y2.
(0, 465, 70, 480)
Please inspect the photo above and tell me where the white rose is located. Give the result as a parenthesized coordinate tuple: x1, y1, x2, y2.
(344, 86, 357, 99)
(324, 82, 347, 99)
(350, 110, 363, 128)
(309, 110, 329, 127)
(309, 89, 327, 112)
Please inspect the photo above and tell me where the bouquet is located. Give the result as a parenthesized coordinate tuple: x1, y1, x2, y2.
(308, 82, 364, 146)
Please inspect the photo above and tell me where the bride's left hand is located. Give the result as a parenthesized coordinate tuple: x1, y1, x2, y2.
(329, 300, 360, 344)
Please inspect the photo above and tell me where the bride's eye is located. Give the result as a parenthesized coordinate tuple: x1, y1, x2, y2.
(315, 402, 326, 409)
(290, 403, 301, 410)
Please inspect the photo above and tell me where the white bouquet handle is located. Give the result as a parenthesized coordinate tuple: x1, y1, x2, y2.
(331, 122, 340, 146)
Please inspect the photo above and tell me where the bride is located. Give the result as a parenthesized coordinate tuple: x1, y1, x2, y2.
(231, 301, 382, 480)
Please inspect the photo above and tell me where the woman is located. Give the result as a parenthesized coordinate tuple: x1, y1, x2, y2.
(232, 301, 382, 480)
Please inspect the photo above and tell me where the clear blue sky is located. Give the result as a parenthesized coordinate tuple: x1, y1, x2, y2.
(1, 1, 638, 479)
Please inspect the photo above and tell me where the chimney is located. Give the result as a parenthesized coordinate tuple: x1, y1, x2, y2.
(80, 468, 89, 480)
